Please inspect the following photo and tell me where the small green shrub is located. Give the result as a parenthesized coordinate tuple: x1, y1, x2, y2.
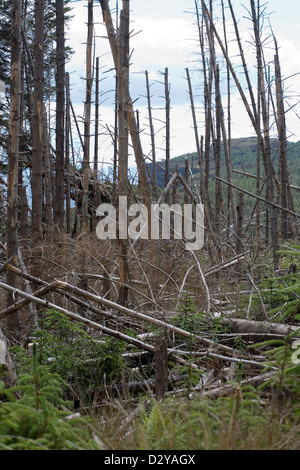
(11, 309, 126, 403)
(171, 295, 228, 339)
(0, 345, 100, 450)
(253, 246, 300, 322)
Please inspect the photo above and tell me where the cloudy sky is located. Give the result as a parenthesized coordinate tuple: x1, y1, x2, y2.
(65, 0, 300, 169)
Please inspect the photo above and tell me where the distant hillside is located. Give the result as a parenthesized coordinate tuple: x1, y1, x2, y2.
(147, 137, 300, 189)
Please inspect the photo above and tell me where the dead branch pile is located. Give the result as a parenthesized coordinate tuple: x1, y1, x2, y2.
(0, 243, 299, 403)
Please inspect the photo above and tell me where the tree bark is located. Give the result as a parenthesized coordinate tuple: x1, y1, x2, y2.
(54, 0, 65, 234)
(31, 0, 44, 245)
(82, 0, 93, 235)
(6, 0, 22, 342)
(118, 4, 130, 306)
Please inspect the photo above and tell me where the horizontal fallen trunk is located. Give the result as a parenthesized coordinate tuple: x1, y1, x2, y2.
(221, 318, 300, 339)
(200, 371, 277, 398)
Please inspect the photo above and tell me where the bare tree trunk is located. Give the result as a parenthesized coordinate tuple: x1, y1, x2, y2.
(91, 56, 100, 232)
(145, 70, 157, 199)
(112, 74, 118, 202)
(94, 57, 100, 177)
(54, 0, 65, 234)
(154, 338, 168, 401)
(99, 0, 152, 214)
(118, 3, 130, 306)
(214, 64, 222, 238)
(184, 158, 190, 205)
(164, 67, 170, 204)
(186, 67, 203, 196)
(6, 0, 22, 342)
(31, 0, 44, 245)
(236, 192, 244, 254)
(65, 72, 71, 235)
(82, 0, 93, 235)
(250, 0, 278, 270)
(18, 30, 29, 240)
(43, 107, 54, 241)
(274, 47, 289, 239)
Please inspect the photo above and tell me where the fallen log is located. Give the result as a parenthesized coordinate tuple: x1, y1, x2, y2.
(0, 281, 60, 320)
(3, 263, 122, 323)
(0, 281, 199, 370)
(221, 318, 300, 339)
(53, 280, 236, 355)
(170, 371, 277, 399)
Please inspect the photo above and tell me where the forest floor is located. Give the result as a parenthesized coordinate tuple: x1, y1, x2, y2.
(1, 235, 300, 450)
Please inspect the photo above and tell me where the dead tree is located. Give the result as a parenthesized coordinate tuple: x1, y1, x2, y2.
(6, 0, 22, 342)
(65, 72, 71, 235)
(99, 0, 152, 217)
(250, 0, 279, 270)
(54, 0, 65, 234)
(273, 41, 290, 240)
(117, 2, 130, 306)
(31, 0, 44, 244)
(186, 67, 203, 196)
(145, 70, 158, 199)
(164, 67, 171, 204)
(82, 0, 94, 235)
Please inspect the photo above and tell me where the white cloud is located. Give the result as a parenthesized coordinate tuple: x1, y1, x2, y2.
(130, 16, 195, 70)
(65, 0, 300, 171)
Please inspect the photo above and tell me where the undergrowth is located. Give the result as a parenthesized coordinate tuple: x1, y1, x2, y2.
(10, 309, 126, 405)
(0, 345, 100, 450)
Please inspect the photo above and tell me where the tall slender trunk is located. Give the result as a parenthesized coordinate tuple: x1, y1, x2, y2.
(43, 107, 54, 240)
(18, 25, 29, 240)
(6, 0, 22, 341)
(118, 3, 130, 306)
(145, 70, 157, 199)
(250, 0, 278, 270)
(164, 67, 170, 203)
(31, 0, 44, 244)
(65, 73, 71, 235)
(54, 0, 65, 234)
(274, 47, 289, 239)
(186, 68, 203, 197)
(82, 0, 93, 235)
(92, 57, 100, 231)
(99, 0, 152, 212)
